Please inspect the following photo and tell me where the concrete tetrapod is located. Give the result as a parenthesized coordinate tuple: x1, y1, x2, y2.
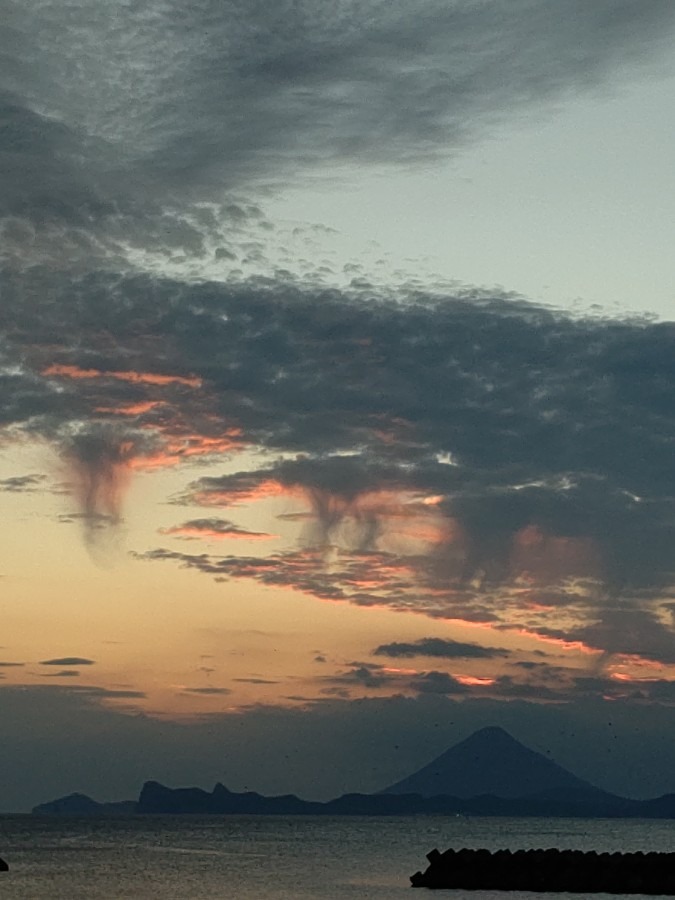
(411, 847, 675, 893)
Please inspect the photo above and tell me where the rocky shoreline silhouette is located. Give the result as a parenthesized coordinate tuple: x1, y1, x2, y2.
(411, 846, 675, 894)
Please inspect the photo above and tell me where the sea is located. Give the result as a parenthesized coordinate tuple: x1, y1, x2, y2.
(1, 814, 674, 899)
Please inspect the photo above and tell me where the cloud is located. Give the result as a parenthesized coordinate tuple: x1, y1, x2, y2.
(39, 657, 96, 666)
(181, 687, 232, 696)
(410, 671, 469, 695)
(0, 474, 46, 492)
(61, 425, 145, 525)
(82, 687, 146, 699)
(161, 518, 277, 542)
(314, 661, 504, 699)
(56, 420, 168, 555)
(374, 638, 509, 660)
(554, 607, 675, 665)
(313, 659, 675, 705)
(5, 1, 674, 198)
(41, 670, 81, 678)
(1, 0, 673, 279)
(336, 665, 388, 689)
(312, 662, 393, 696)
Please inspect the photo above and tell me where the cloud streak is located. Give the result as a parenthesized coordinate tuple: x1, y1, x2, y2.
(161, 518, 278, 543)
(39, 658, 95, 667)
(374, 638, 509, 660)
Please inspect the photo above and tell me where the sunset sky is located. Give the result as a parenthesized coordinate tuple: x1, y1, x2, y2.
(2, 0, 675, 812)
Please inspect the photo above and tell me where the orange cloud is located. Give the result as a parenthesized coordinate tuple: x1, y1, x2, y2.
(515, 628, 600, 656)
(43, 364, 202, 388)
(192, 478, 292, 506)
(94, 401, 163, 416)
(452, 674, 496, 686)
(382, 666, 419, 675)
(162, 524, 278, 542)
(132, 432, 244, 470)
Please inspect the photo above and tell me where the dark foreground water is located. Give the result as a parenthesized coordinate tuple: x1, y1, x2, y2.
(1, 814, 675, 899)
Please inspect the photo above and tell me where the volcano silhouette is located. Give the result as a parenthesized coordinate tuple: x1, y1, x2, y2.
(380, 725, 603, 799)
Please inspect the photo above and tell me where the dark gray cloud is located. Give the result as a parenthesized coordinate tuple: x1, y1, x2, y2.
(410, 671, 469, 695)
(163, 285, 673, 662)
(0, 86, 273, 269)
(315, 657, 624, 702)
(540, 607, 675, 665)
(2, 0, 674, 269)
(319, 663, 391, 691)
(39, 657, 95, 666)
(137, 546, 439, 619)
(374, 638, 509, 660)
(182, 687, 232, 696)
(313, 660, 572, 702)
(61, 425, 149, 538)
(41, 670, 81, 678)
(0, 474, 46, 492)
(183, 455, 411, 550)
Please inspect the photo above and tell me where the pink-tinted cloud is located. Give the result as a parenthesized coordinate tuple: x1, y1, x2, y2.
(161, 518, 278, 542)
(44, 364, 202, 389)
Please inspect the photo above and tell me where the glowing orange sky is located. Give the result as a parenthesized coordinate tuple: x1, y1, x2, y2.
(0, 433, 672, 720)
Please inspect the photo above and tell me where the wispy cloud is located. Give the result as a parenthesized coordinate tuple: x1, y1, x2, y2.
(161, 518, 277, 542)
(181, 687, 232, 696)
(0, 475, 46, 492)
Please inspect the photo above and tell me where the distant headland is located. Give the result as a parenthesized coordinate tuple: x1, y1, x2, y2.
(31, 726, 675, 819)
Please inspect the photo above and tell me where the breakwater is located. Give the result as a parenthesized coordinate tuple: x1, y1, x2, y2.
(411, 847, 675, 893)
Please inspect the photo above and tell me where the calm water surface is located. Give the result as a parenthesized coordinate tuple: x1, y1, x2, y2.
(1, 814, 675, 899)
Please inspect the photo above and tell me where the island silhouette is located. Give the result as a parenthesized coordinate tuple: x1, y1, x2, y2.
(31, 725, 675, 818)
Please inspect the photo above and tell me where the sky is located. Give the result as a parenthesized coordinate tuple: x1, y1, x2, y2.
(1, 0, 675, 812)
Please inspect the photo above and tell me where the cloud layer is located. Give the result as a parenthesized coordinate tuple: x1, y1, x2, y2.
(2, 0, 675, 711)
(3, 0, 675, 268)
(3, 267, 675, 676)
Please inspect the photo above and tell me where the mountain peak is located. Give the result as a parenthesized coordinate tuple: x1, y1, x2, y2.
(381, 725, 603, 799)
(468, 725, 515, 741)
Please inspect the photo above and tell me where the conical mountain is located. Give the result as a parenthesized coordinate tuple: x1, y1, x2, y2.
(381, 726, 603, 799)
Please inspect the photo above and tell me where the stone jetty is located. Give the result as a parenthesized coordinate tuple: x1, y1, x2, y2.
(411, 847, 675, 893)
